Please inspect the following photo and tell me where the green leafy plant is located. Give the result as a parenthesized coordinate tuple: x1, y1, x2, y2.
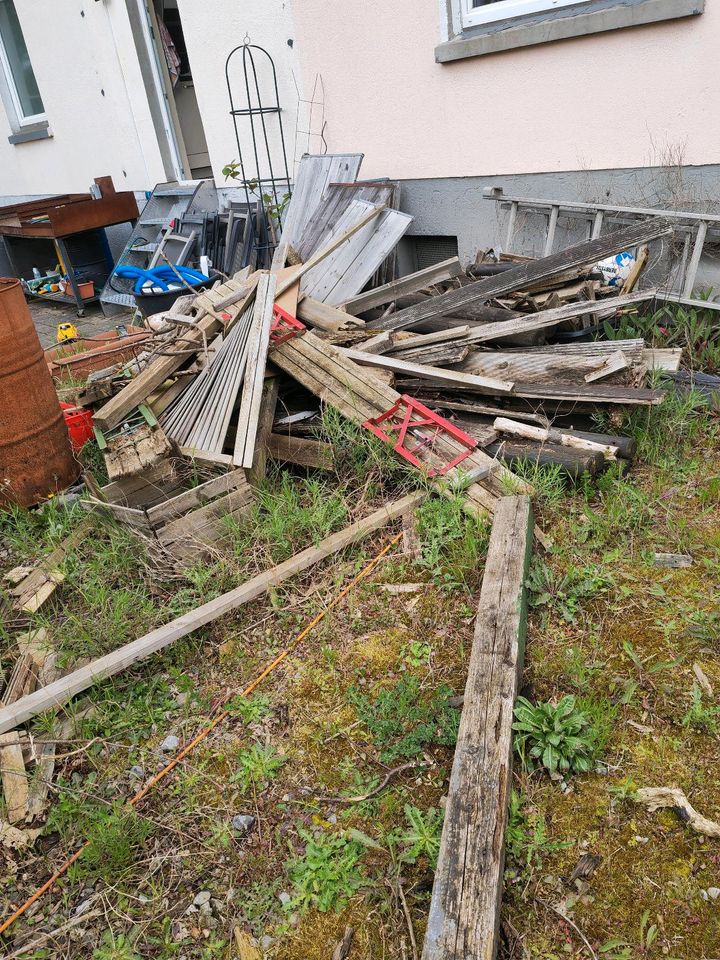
(681, 682, 720, 734)
(505, 790, 569, 877)
(513, 696, 598, 775)
(93, 931, 142, 960)
(389, 804, 444, 868)
(225, 693, 272, 724)
(526, 559, 614, 623)
(286, 828, 365, 912)
(348, 677, 459, 763)
(232, 744, 286, 794)
(402, 639, 431, 669)
(415, 494, 489, 589)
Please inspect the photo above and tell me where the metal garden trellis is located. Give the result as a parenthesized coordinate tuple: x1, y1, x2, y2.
(225, 39, 293, 261)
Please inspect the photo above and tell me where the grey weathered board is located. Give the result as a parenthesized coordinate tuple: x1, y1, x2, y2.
(376, 219, 672, 332)
(343, 256, 463, 314)
(272, 153, 364, 270)
(423, 495, 533, 960)
(234, 273, 277, 468)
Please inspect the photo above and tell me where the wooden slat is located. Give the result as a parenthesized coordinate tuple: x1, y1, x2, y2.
(248, 377, 280, 487)
(377, 219, 673, 332)
(0, 494, 424, 735)
(296, 297, 363, 332)
(423, 496, 533, 960)
(340, 347, 514, 394)
(145, 468, 248, 527)
(343, 257, 464, 314)
(0, 734, 28, 823)
(234, 273, 278, 468)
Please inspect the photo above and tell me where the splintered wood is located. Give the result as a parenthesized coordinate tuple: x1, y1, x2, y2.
(423, 496, 533, 960)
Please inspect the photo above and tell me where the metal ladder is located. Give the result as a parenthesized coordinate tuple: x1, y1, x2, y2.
(99, 180, 218, 317)
(484, 187, 720, 310)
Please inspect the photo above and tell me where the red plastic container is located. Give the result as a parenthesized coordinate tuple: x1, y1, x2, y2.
(60, 402, 94, 452)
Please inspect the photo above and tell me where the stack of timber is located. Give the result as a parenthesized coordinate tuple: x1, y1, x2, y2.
(76, 158, 682, 562)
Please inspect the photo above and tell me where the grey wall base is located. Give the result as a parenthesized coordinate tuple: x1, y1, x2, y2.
(396, 163, 720, 292)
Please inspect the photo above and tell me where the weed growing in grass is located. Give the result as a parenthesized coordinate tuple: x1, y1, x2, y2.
(505, 790, 570, 878)
(286, 827, 365, 912)
(232, 744, 287, 794)
(681, 682, 720, 734)
(513, 695, 600, 775)
(225, 470, 349, 567)
(612, 387, 715, 469)
(348, 677, 459, 763)
(509, 459, 567, 507)
(388, 803, 444, 868)
(0, 497, 84, 558)
(402, 639, 432, 670)
(47, 788, 152, 883)
(226, 692, 272, 724)
(92, 930, 142, 960)
(415, 494, 489, 589)
(526, 558, 614, 623)
(86, 675, 179, 743)
(316, 406, 415, 491)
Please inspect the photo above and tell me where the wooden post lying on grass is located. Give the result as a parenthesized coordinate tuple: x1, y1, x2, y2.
(423, 495, 533, 960)
(0, 492, 423, 736)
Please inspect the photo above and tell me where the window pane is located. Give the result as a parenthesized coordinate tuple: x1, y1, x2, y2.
(0, 0, 44, 118)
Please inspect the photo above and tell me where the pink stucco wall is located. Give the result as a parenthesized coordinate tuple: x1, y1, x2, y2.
(293, 1, 716, 179)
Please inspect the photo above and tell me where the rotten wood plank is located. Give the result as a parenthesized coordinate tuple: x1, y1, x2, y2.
(423, 495, 533, 960)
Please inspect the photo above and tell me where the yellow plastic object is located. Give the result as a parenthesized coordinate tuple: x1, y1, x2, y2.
(57, 321, 78, 343)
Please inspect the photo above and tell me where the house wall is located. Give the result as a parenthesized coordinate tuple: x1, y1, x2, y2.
(290, 0, 718, 181)
(0, 0, 166, 196)
(176, 0, 306, 192)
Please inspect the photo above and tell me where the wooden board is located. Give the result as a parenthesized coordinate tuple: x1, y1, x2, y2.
(376, 219, 672, 332)
(423, 496, 533, 960)
(342, 256, 464, 314)
(297, 297, 364, 332)
(145, 468, 249, 527)
(248, 377, 280, 487)
(0, 493, 424, 735)
(234, 273, 278, 468)
(268, 434, 336, 471)
(340, 347, 514, 394)
(0, 734, 28, 823)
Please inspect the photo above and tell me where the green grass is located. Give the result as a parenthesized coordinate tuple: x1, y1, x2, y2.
(415, 493, 489, 589)
(286, 827, 366, 913)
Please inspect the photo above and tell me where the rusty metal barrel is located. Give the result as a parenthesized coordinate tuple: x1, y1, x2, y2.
(0, 278, 78, 508)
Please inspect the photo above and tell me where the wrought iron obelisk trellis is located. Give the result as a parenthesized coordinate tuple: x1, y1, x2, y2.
(225, 40, 292, 262)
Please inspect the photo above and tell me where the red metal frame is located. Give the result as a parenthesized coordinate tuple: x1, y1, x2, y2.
(362, 395, 477, 476)
(270, 304, 305, 346)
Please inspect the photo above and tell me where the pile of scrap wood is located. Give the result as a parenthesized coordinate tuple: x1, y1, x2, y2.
(75, 155, 682, 562)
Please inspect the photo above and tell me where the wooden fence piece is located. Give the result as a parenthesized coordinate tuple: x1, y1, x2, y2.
(343, 256, 464, 314)
(0, 493, 423, 735)
(423, 495, 533, 960)
(376, 219, 672, 332)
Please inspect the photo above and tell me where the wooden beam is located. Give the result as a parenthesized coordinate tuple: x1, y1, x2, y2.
(268, 434, 335, 471)
(423, 496, 533, 960)
(376, 219, 672, 332)
(342, 256, 464, 314)
(0, 493, 424, 735)
(493, 416, 619, 459)
(297, 296, 365, 332)
(340, 347, 514, 394)
(248, 376, 280, 487)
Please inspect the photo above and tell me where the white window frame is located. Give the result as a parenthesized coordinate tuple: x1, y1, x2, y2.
(0, 4, 46, 127)
(462, 0, 591, 28)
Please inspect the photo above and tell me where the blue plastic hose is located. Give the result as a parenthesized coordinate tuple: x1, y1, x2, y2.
(114, 264, 209, 295)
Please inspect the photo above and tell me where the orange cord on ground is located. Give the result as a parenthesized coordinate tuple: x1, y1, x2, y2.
(0, 531, 403, 938)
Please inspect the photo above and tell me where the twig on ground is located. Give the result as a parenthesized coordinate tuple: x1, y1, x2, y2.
(313, 760, 432, 804)
(535, 897, 598, 960)
(331, 925, 354, 960)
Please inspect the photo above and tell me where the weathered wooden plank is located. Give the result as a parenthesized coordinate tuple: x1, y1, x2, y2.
(297, 297, 365, 332)
(493, 416, 619, 459)
(343, 257, 464, 314)
(234, 273, 278, 468)
(423, 496, 533, 960)
(248, 377, 280, 487)
(145, 468, 249, 527)
(0, 493, 423, 735)
(268, 434, 336, 471)
(584, 350, 630, 383)
(0, 734, 28, 823)
(340, 348, 514, 394)
(377, 219, 672, 332)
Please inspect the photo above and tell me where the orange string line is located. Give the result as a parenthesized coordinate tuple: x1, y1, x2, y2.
(0, 531, 402, 938)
